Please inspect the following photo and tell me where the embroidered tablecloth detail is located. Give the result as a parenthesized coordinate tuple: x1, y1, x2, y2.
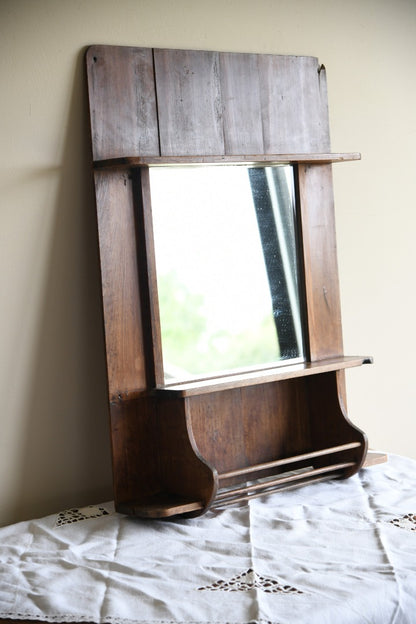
(389, 513, 416, 532)
(54, 505, 110, 527)
(198, 568, 303, 594)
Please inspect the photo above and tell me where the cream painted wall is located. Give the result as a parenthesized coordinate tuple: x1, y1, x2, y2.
(1, 0, 415, 526)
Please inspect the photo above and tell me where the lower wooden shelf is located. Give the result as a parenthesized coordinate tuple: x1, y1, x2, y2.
(115, 451, 387, 520)
(117, 494, 205, 519)
(114, 366, 374, 519)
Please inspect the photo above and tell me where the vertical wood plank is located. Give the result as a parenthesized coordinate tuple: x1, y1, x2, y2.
(298, 164, 343, 360)
(110, 398, 161, 505)
(219, 52, 264, 154)
(94, 170, 147, 398)
(258, 55, 331, 153)
(154, 48, 225, 156)
(86, 45, 159, 160)
(132, 167, 165, 387)
(306, 372, 367, 476)
(156, 397, 217, 508)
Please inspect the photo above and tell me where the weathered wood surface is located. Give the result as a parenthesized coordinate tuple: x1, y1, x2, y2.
(86, 46, 159, 160)
(93, 152, 361, 169)
(87, 46, 331, 160)
(94, 169, 147, 400)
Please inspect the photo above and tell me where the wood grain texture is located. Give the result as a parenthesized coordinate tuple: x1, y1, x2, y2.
(298, 164, 343, 360)
(219, 52, 264, 154)
(153, 49, 330, 157)
(157, 356, 371, 397)
(154, 48, 224, 156)
(110, 397, 160, 505)
(258, 55, 330, 153)
(131, 168, 164, 387)
(87, 46, 331, 161)
(93, 153, 361, 169)
(155, 396, 217, 514)
(94, 170, 147, 399)
(306, 371, 368, 476)
(188, 381, 312, 484)
(86, 45, 159, 160)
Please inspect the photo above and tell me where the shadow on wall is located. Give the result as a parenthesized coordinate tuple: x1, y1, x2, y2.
(13, 49, 113, 523)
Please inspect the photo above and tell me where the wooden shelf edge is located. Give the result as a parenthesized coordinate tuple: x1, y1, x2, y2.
(156, 355, 373, 397)
(116, 495, 204, 519)
(363, 450, 388, 467)
(93, 152, 361, 170)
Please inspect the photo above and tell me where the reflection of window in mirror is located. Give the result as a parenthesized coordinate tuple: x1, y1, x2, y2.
(149, 164, 305, 384)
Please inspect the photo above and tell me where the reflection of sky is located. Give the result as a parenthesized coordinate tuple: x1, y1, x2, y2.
(150, 166, 277, 334)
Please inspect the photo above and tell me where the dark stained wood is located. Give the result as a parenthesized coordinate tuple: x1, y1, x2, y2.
(188, 380, 312, 486)
(86, 46, 159, 160)
(154, 48, 224, 156)
(94, 170, 147, 399)
(109, 397, 160, 506)
(155, 396, 217, 515)
(93, 152, 361, 169)
(131, 167, 164, 387)
(298, 164, 344, 361)
(86, 46, 372, 519)
(117, 494, 204, 518)
(157, 355, 372, 397)
(305, 371, 368, 477)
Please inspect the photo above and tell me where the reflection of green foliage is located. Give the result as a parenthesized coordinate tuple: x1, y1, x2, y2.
(157, 272, 207, 376)
(207, 315, 280, 373)
(158, 272, 280, 379)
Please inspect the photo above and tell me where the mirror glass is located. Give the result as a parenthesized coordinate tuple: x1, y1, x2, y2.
(149, 164, 305, 383)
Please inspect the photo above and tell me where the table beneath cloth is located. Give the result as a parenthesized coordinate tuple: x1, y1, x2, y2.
(1, 454, 416, 624)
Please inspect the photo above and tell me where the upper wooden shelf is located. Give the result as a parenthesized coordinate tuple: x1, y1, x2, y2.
(155, 355, 373, 397)
(93, 152, 361, 170)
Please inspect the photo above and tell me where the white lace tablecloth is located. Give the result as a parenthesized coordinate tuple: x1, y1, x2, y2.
(1, 454, 416, 624)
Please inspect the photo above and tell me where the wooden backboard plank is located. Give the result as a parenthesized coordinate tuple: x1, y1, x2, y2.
(86, 45, 159, 160)
(154, 48, 225, 156)
(258, 55, 331, 153)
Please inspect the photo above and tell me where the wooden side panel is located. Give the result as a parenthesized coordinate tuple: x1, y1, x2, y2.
(156, 397, 217, 507)
(258, 55, 331, 153)
(154, 49, 225, 156)
(219, 53, 264, 154)
(86, 45, 159, 160)
(110, 398, 160, 505)
(94, 170, 147, 398)
(131, 168, 164, 387)
(298, 164, 343, 360)
(306, 372, 368, 476)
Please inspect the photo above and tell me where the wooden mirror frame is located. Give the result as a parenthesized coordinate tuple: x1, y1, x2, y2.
(86, 46, 374, 518)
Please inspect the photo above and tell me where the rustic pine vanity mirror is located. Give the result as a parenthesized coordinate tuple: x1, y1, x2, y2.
(86, 45, 375, 518)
